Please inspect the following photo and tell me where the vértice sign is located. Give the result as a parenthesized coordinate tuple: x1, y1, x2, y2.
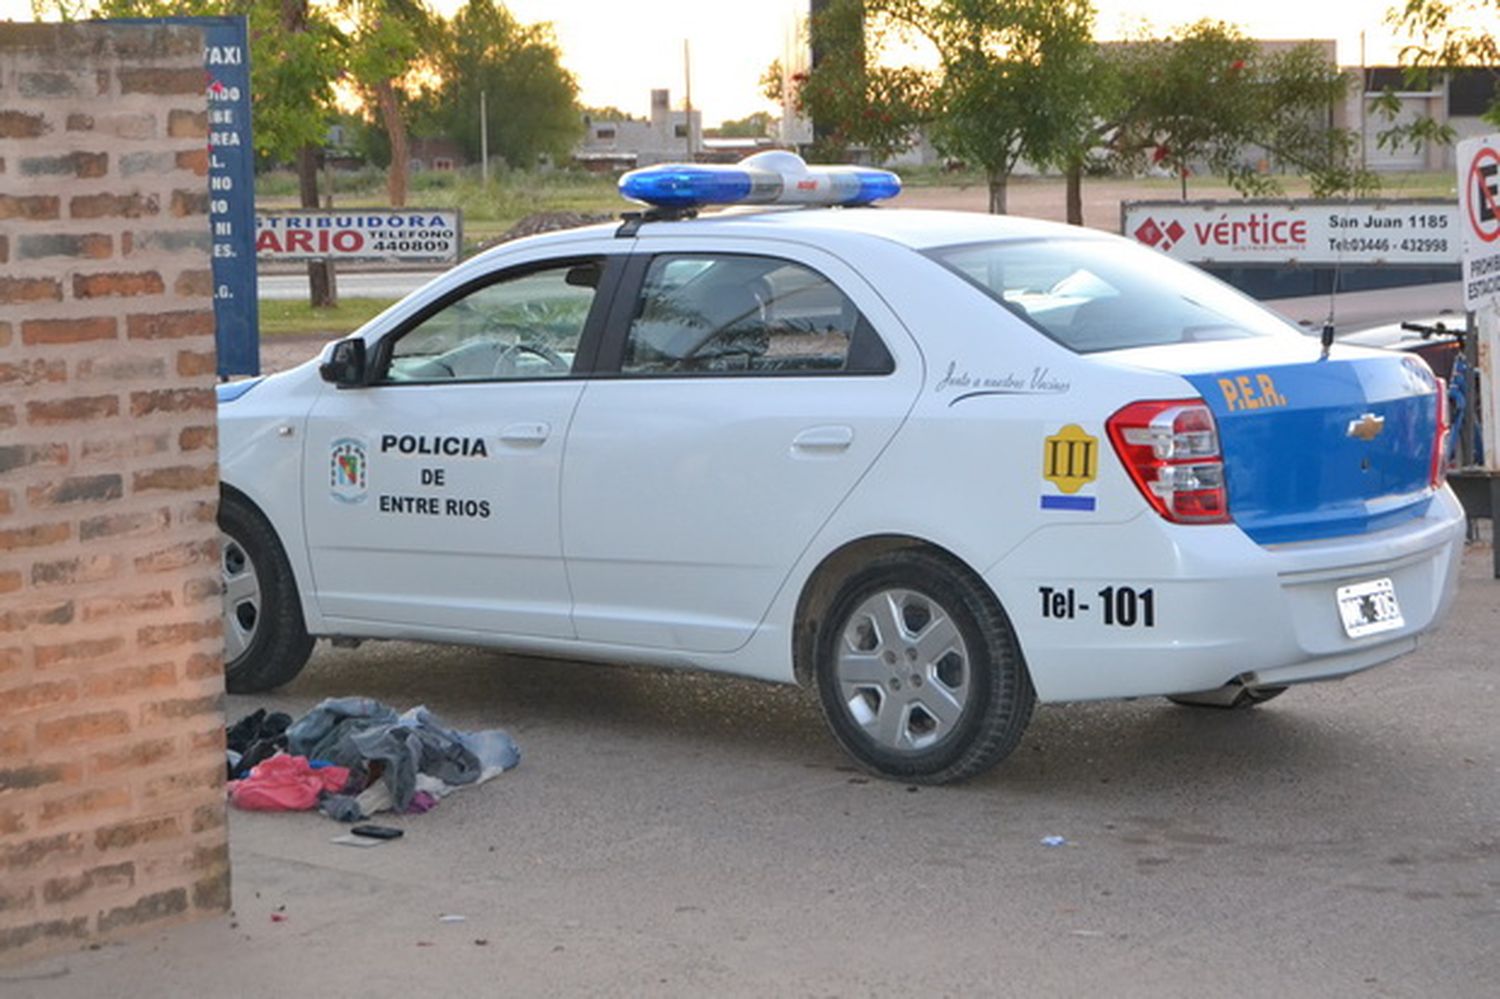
(1122, 200, 1461, 266)
(255, 209, 461, 265)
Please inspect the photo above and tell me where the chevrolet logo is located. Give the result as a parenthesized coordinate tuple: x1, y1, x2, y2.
(1347, 413, 1385, 441)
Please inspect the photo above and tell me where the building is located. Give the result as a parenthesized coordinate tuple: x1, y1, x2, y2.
(1356, 66, 1500, 172)
(408, 137, 465, 173)
(576, 89, 704, 170)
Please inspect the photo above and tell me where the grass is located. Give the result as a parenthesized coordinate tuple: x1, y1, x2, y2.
(258, 297, 398, 337)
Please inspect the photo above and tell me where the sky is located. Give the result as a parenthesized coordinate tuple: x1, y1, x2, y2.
(495, 0, 1421, 121)
(0, 0, 1435, 123)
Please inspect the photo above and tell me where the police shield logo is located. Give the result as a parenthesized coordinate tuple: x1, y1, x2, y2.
(330, 437, 368, 504)
(1041, 424, 1098, 511)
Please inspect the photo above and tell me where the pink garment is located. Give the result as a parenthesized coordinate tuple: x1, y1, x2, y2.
(228, 754, 350, 812)
(405, 791, 438, 815)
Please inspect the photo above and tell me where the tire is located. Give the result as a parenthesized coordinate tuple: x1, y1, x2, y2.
(219, 490, 314, 693)
(1166, 684, 1288, 709)
(813, 551, 1035, 784)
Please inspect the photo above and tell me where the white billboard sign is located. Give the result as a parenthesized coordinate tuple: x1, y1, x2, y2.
(1122, 200, 1460, 267)
(1457, 134, 1500, 311)
(255, 209, 461, 265)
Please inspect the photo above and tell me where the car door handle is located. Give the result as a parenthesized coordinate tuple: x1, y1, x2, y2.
(791, 425, 855, 452)
(499, 422, 550, 446)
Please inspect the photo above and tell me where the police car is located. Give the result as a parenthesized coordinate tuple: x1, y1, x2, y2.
(218, 152, 1465, 783)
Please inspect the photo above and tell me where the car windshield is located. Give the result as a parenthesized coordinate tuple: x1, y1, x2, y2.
(927, 238, 1302, 354)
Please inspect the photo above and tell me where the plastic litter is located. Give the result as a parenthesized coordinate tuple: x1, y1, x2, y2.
(1040, 835, 1068, 847)
(438, 914, 467, 923)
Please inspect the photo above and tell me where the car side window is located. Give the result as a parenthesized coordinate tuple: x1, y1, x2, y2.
(383, 260, 601, 382)
(620, 253, 893, 376)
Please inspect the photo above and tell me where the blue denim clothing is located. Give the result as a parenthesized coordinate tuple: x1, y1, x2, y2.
(287, 698, 521, 812)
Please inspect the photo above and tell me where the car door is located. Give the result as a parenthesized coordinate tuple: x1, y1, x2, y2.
(302, 253, 620, 639)
(561, 239, 923, 653)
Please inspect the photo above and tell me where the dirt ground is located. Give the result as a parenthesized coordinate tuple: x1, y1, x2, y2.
(8, 542, 1496, 998)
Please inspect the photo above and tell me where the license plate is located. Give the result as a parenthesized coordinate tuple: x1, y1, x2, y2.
(1336, 578, 1404, 638)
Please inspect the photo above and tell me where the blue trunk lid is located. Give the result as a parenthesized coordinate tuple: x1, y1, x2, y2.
(1116, 340, 1440, 545)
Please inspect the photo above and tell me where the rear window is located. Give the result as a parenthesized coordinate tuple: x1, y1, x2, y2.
(928, 238, 1302, 354)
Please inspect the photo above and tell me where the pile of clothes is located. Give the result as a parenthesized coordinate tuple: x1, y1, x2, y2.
(226, 697, 521, 822)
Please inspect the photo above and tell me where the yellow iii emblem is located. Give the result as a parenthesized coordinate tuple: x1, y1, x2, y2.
(1043, 424, 1099, 494)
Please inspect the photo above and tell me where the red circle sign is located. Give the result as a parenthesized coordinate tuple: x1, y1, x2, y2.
(1467, 145, 1500, 243)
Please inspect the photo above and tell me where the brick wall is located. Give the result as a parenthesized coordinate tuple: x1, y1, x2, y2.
(0, 22, 229, 963)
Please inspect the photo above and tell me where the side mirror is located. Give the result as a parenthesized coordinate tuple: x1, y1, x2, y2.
(319, 339, 367, 387)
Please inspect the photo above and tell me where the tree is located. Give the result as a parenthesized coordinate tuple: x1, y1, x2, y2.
(784, 0, 1097, 211)
(1253, 42, 1377, 197)
(343, 0, 438, 208)
(710, 111, 775, 139)
(895, 0, 1099, 213)
(1046, 23, 1373, 224)
(581, 105, 643, 124)
(1378, 0, 1500, 153)
(1107, 24, 1371, 200)
(418, 0, 581, 170)
(40, 0, 345, 305)
(764, 1, 931, 164)
(35, 0, 343, 164)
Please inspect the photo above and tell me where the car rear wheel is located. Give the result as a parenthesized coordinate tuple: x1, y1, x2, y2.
(813, 551, 1035, 784)
(219, 491, 314, 693)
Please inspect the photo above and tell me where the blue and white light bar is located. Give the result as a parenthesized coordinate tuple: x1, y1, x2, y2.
(619, 150, 901, 209)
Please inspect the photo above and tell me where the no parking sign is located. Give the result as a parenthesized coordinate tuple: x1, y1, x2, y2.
(1458, 135, 1500, 310)
(1456, 134, 1500, 475)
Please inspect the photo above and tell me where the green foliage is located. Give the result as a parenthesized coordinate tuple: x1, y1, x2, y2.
(1100, 22, 1371, 199)
(340, 0, 442, 205)
(784, 0, 1096, 205)
(793, 0, 933, 162)
(883, 0, 1098, 208)
(710, 111, 775, 138)
(415, 0, 582, 169)
(343, 0, 435, 90)
(1108, 22, 1260, 186)
(581, 105, 643, 124)
(39, 0, 344, 163)
(1383, 0, 1500, 144)
(245, 1, 344, 162)
(1255, 43, 1378, 197)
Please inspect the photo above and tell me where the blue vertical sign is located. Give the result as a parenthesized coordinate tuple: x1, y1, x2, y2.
(113, 17, 259, 375)
(201, 17, 259, 376)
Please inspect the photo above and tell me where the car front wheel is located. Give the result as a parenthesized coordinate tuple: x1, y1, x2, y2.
(813, 551, 1035, 784)
(219, 491, 314, 693)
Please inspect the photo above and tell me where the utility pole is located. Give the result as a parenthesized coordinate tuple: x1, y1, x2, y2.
(481, 90, 489, 184)
(684, 39, 694, 160)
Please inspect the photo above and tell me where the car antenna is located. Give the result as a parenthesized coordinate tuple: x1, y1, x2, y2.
(1321, 236, 1345, 359)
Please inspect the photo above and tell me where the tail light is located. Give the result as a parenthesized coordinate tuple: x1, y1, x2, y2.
(1107, 399, 1230, 524)
(1430, 377, 1449, 489)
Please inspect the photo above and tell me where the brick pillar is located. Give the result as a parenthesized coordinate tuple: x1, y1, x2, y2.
(1, 22, 229, 963)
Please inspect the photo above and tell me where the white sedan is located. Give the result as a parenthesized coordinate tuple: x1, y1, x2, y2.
(217, 156, 1464, 783)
